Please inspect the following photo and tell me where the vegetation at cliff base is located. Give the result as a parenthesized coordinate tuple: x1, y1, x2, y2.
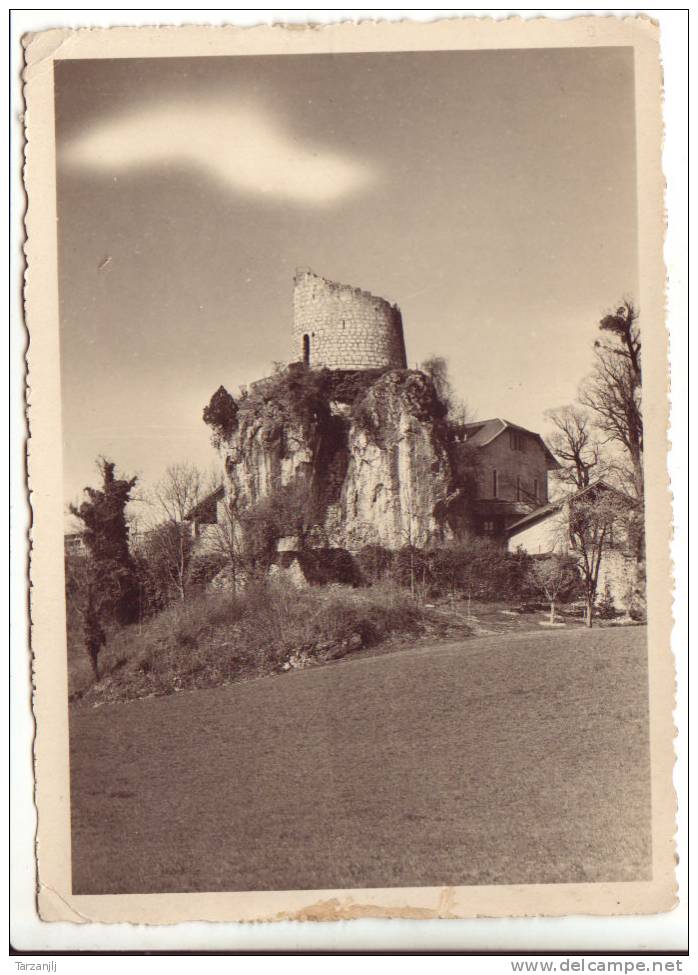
(68, 580, 443, 706)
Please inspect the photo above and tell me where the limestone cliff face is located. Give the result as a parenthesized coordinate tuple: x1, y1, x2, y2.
(327, 371, 454, 549)
(211, 366, 462, 551)
(224, 416, 313, 514)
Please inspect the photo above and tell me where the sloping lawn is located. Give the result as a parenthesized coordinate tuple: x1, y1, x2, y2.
(69, 626, 651, 894)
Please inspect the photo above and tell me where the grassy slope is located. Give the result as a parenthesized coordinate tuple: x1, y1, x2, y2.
(67, 589, 596, 706)
(69, 626, 651, 894)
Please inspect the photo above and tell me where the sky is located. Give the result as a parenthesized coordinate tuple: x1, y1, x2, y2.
(55, 48, 638, 514)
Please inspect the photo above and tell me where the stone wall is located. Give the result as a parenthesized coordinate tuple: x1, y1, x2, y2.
(292, 269, 407, 371)
(597, 548, 641, 612)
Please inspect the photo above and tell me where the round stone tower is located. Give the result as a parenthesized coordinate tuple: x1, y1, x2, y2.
(292, 269, 407, 371)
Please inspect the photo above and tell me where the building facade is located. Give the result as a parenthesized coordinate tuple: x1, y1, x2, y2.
(452, 418, 560, 541)
(506, 481, 640, 610)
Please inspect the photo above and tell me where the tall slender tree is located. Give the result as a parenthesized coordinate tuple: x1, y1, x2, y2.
(67, 459, 139, 680)
(581, 300, 643, 499)
(567, 489, 632, 627)
(144, 463, 206, 602)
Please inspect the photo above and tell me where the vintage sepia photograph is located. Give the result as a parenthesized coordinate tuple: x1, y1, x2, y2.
(23, 16, 674, 924)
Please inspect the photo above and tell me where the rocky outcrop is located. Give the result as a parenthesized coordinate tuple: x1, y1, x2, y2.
(207, 365, 466, 552)
(327, 371, 454, 549)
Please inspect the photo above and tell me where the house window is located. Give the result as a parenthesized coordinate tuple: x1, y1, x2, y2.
(492, 469, 498, 498)
(533, 478, 539, 501)
(517, 476, 522, 501)
(482, 520, 495, 535)
(509, 430, 525, 451)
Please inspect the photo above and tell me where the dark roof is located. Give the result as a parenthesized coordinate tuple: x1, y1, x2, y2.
(506, 502, 562, 537)
(461, 418, 507, 447)
(562, 479, 636, 505)
(462, 418, 561, 469)
(185, 484, 224, 522)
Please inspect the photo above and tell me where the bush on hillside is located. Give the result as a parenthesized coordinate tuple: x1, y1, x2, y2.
(70, 580, 432, 706)
(186, 551, 229, 590)
(382, 539, 534, 602)
(356, 545, 395, 585)
(238, 481, 312, 578)
(389, 545, 433, 598)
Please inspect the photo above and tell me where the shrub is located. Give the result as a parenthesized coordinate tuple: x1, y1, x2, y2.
(71, 580, 429, 705)
(186, 551, 229, 590)
(356, 545, 395, 585)
(233, 364, 334, 446)
(203, 386, 238, 444)
(238, 481, 312, 578)
(315, 581, 423, 647)
(401, 539, 535, 602)
(390, 546, 433, 598)
(596, 581, 617, 620)
(626, 593, 647, 622)
(528, 553, 580, 623)
(326, 368, 388, 405)
(293, 549, 360, 587)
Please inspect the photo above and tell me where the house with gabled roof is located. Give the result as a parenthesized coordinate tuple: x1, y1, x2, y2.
(451, 418, 561, 541)
(505, 479, 637, 554)
(505, 480, 641, 610)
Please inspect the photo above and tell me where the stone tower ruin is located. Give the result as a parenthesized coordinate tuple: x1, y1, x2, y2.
(292, 269, 407, 371)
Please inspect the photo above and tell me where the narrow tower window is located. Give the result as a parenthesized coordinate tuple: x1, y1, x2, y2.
(492, 469, 498, 498)
(302, 333, 310, 366)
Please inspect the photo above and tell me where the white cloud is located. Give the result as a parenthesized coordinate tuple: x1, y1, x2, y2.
(62, 100, 375, 205)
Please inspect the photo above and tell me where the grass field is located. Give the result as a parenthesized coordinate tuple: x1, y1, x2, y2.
(69, 626, 651, 894)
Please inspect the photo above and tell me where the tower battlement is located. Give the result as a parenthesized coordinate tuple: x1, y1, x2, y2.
(292, 269, 407, 371)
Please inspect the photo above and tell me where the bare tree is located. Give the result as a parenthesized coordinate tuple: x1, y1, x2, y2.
(141, 522, 195, 604)
(206, 495, 244, 593)
(567, 489, 631, 628)
(545, 405, 601, 490)
(528, 554, 579, 624)
(144, 463, 205, 601)
(581, 300, 643, 499)
(152, 463, 204, 524)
